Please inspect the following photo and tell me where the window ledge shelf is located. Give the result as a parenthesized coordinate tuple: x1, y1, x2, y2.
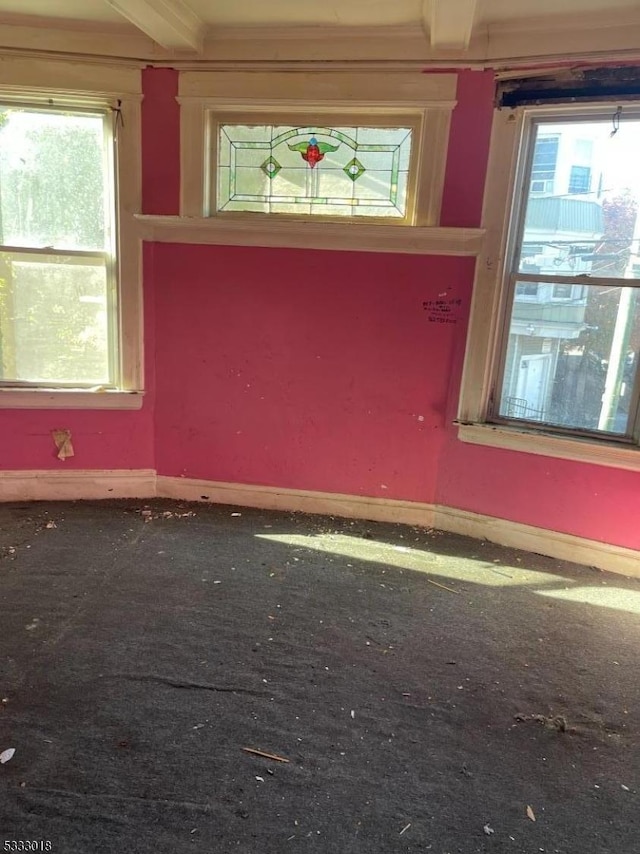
(457, 422, 640, 472)
(0, 389, 144, 410)
(135, 215, 485, 257)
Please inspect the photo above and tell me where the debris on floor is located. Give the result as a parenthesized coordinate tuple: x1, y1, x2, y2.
(242, 747, 290, 763)
(1, 499, 639, 853)
(137, 507, 196, 522)
(0, 748, 15, 764)
(514, 712, 568, 732)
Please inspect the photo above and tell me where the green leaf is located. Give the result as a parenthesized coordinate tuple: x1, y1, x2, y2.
(287, 142, 310, 153)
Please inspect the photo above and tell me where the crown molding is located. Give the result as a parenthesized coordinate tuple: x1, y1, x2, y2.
(0, 52, 143, 94)
(0, 10, 640, 68)
(0, 15, 155, 62)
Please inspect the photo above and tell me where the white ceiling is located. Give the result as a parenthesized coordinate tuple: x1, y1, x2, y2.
(0, 0, 639, 63)
(0, 0, 123, 23)
(1, 0, 638, 28)
(479, 0, 640, 22)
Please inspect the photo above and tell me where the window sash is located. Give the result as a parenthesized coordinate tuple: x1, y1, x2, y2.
(0, 246, 118, 388)
(489, 109, 640, 443)
(0, 104, 119, 388)
(491, 273, 640, 438)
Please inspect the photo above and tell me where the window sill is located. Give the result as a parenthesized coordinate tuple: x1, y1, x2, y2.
(457, 422, 640, 472)
(135, 215, 485, 257)
(0, 389, 144, 410)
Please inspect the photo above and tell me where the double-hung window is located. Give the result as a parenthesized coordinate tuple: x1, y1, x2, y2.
(0, 58, 143, 409)
(460, 105, 640, 468)
(0, 104, 116, 389)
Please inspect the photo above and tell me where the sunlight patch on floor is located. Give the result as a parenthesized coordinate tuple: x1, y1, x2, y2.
(255, 532, 569, 588)
(536, 585, 640, 615)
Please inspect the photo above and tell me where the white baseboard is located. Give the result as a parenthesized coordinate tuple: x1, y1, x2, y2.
(156, 475, 436, 527)
(0, 469, 156, 501)
(1, 469, 637, 579)
(158, 476, 639, 579)
(433, 505, 640, 580)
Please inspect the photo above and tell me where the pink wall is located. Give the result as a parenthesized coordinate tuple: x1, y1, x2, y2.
(440, 70, 495, 228)
(436, 441, 640, 550)
(152, 243, 474, 501)
(1, 407, 154, 471)
(141, 67, 180, 216)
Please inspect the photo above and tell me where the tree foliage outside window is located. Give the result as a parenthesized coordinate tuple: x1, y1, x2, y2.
(495, 116, 640, 441)
(0, 106, 114, 386)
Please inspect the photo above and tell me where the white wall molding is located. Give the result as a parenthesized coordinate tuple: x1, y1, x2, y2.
(458, 423, 640, 472)
(433, 504, 640, 579)
(0, 53, 142, 95)
(0, 469, 156, 501)
(1, 470, 636, 578)
(0, 390, 144, 410)
(136, 215, 485, 256)
(3, 14, 640, 66)
(0, 18, 153, 64)
(178, 69, 457, 103)
(104, 0, 204, 52)
(157, 476, 437, 527)
(158, 476, 639, 578)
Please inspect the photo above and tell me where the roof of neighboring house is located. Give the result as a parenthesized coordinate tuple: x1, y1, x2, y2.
(525, 196, 603, 235)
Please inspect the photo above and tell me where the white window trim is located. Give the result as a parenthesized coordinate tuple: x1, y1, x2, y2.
(133, 214, 484, 257)
(176, 71, 457, 251)
(0, 56, 143, 410)
(457, 105, 640, 472)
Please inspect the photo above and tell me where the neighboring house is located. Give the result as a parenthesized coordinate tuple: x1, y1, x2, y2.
(500, 127, 606, 423)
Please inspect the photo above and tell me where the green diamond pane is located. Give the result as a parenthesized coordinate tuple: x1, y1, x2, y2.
(261, 156, 282, 178)
(343, 158, 366, 182)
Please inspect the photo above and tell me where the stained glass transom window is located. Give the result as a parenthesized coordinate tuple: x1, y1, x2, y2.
(217, 124, 413, 218)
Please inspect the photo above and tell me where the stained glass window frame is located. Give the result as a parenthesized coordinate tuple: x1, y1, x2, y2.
(206, 109, 424, 225)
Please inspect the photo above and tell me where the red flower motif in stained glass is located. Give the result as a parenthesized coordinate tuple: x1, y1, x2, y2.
(288, 136, 340, 169)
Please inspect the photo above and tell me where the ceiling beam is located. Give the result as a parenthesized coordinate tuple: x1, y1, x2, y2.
(105, 0, 205, 51)
(426, 0, 478, 50)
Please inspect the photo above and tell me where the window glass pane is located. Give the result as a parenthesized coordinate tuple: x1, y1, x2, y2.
(499, 283, 640, 435)
(568, 165, 591, 194)
(0, 108, 108, 250)
(0, 252, 110, 385)
(518, 120, 640, 280)
(217, 124, 412, 218)
(531, 134, 559, 186)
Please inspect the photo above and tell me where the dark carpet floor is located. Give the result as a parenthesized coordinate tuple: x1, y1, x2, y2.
(1, 499, 639, 853)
